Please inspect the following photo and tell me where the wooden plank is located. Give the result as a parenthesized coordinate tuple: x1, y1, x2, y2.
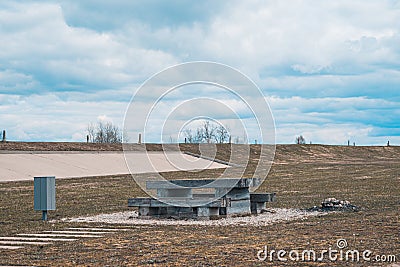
(151, 198, 222, 208)
(0, 240, 52, 245)
(0, 237, 77, 241)
(17, 234, 103, 238)
(68, 228, 130, 231)
(129, 197, 222, 208)
(146, 178, 260, 189)
(250, 193, 276, 203)
(226, 199, 251, 215)
(251, 202, 265, 214)
(157, 188, 192, 198)
(128, 198, 152, 206)
(0, 245, 23, 249)
(197, 207, 219, 217)
(192, 193, 215, 198)
(224, 187, 250, 200)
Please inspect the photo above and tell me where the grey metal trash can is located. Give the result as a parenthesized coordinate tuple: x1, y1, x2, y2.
(34, 176, 56, 221)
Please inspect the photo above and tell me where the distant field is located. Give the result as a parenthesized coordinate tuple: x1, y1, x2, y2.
(0, 143, 399, 266)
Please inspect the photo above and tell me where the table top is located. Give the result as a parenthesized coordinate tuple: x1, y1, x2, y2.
(146, 178, 261, 189)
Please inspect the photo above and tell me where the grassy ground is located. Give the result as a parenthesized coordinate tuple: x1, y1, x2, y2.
(0, 144, 399, 266)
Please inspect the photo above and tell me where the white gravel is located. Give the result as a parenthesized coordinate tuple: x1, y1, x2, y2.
(59, 209, 325, 226)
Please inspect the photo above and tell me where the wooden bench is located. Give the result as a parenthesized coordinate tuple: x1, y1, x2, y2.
(128, 178, 275, 219)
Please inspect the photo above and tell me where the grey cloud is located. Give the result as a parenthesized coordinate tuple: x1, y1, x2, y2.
(1, 0, 400, 144)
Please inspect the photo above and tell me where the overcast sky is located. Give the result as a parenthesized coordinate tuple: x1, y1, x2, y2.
(1, 0, 399, 145)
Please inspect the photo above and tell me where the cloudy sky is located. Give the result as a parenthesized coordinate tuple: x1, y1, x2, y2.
(1, 0, 399, 145)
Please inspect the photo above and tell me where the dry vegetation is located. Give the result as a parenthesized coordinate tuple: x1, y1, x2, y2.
(0, 143, 399, 266)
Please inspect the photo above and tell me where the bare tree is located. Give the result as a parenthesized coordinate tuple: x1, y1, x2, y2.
(87, 121, 122, 143)
(182, 119, 230, 144)
(214, 124, 229, 143)
(87, 123, 95, 142)
(122, 129, 130, 143)
(183, 129, 193, 143)
(194, 127, 204, 143)
(295, 135, 306, 144)
(202, 120, 215, 143)
(183, 128, 203, 143)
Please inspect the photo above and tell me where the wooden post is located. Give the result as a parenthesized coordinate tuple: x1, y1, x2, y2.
(138, 133, 142, 144)
(1, 130, 5, 142)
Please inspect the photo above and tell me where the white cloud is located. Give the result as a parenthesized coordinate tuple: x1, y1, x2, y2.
(0, 1, 399, 144)
(277, 123, 374, 145)
(268, 95, 400, 144)
(204, 2, 343, 64)
(0, 93, 127, 141)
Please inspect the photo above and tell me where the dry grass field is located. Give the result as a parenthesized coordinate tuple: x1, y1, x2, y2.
(0, 142, 399, 266)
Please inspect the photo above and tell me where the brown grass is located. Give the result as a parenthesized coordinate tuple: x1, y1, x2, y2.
(0, 143, 399, 266)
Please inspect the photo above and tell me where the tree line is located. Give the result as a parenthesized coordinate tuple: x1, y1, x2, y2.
(87, 121, 122, 143)
(182, 120, 230, 143)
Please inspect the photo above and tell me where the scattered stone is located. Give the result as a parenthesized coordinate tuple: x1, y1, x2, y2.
(260, 209, 277, 214)
(307, 198, 360, 212)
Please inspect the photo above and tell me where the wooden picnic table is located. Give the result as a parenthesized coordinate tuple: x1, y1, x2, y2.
(128, 178, 275, 219)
